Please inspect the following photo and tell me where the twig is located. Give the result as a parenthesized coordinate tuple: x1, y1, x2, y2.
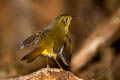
(71, 8, 120, 72)
(100, 46, 114, 80)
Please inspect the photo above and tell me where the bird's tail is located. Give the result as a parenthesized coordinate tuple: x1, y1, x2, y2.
(21, 47, 44, 63)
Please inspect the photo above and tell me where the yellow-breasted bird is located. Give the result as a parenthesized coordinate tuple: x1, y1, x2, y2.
(20, 14, 72, 70)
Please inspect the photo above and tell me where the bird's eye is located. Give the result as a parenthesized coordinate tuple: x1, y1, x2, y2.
(64, 18, 69, 22)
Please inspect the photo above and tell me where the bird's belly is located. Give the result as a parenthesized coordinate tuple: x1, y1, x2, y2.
(41, 49, 56, 57)
(41, 38, 56, 57)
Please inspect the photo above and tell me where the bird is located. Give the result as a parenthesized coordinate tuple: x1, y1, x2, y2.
(20, 14, 72, 70)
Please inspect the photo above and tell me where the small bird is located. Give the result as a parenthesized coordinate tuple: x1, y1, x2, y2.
(20, 14, 72, 70)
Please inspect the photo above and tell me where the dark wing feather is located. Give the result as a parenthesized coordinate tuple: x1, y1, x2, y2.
(21, 47, 44, 63)
(53, 35, 72, 66)
(60, 35, 72, 66)
(20, 32, 43, 49)
(60, 42, 72, 66)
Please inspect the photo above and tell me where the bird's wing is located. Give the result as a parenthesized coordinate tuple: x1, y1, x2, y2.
(21, 47, 44, 63)
(53, 35, 72, 66)
(53, 39, 64, 53)
(61, 35, 72, 66)
(20, 31, 44, 49)
(63, 35, 72, 52)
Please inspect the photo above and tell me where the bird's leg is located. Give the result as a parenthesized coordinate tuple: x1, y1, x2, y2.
(54, 56, 63, 71)
(42, 50, 63, 70)
(46, 56, 49, 68)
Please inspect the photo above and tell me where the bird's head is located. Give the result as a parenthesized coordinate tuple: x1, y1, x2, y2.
(55, 14, 72, 34)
